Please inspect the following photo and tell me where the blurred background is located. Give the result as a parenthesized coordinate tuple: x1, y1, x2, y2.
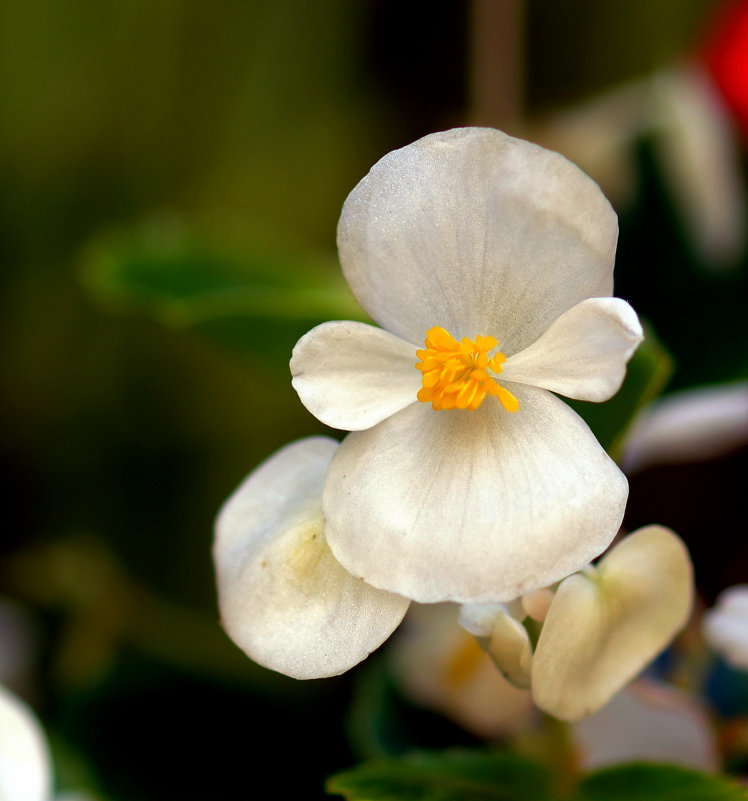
(1, 1, 747, 799)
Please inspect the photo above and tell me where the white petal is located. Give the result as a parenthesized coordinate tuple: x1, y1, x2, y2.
(290, 321, 420, 430)
(531, 526, 693, 721)
(500, 298, 643, 401)
(324, 385, 627, 604)
(0, 685, 51, 801)
(572, 679, 719, 771)
(213, 437, 409, 680)
(389, 603, 536, 739)
(337, 127, 618, 354)
(702, 585, 748, 670)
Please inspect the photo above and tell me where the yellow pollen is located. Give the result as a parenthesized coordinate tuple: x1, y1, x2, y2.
(415, 326, 519, 412)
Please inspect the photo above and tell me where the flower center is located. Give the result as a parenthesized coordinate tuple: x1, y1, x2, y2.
(415, 326, 519, 412)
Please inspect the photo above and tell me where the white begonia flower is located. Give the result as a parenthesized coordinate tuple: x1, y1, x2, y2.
(213, 437, 409, 680)
(291, 127, 642, 604)
(0, 684, 51, 801)
(457, 526, 693, 721)
(702, 585, 748, 670)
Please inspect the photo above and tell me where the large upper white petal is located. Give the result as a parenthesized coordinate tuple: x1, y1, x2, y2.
(323, 386, 627, 604)
(531, 526, 693, 721)
(337, 127, 618, 354)
(290, 321, 420, 430)
(213, 437, 409, 680)
(0, 684, 51, 801)
(500, 298, 643, 401)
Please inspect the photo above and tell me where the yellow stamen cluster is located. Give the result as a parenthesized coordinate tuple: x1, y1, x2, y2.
(416, 327, 519, 412)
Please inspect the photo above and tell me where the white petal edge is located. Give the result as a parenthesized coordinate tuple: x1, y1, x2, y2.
(324, 385, 628, 604)
(500, 298, 643, 401)
(531, 525, 693, 721)
(290, 321, 421, 431)
(0, 684, 51, 801)
(213, 437, 410, 680)
(337, 127, 618, 354)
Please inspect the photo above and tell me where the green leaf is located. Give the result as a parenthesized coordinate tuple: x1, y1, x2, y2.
(78, 220, 366, 360)
(565, 322, 674, 458)
(577, 763, 748, 801)
(326, 750, 553, 801)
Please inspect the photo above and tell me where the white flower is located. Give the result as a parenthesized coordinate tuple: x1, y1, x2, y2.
(459, 526, 693, 721)
(213, 437, 409, 679)
(291, 127, 643, 604)
(702, 585, 748, 670)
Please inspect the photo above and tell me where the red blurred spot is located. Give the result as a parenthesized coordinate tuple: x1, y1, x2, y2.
(702, 0, 748, 138)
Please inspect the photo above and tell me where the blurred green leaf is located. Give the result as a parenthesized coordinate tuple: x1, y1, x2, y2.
(566, 322, 674, 459)
(577, 763, 748, 801)
(326, 750, 553, 801)
(79, 220, 366, 361)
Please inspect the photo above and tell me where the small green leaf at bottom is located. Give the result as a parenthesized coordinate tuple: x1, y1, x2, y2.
(578, 763, 747, 801)
(326, 750, 553, 801)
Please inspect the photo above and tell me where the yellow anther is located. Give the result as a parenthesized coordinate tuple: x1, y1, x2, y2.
(415, 326, 519, 412)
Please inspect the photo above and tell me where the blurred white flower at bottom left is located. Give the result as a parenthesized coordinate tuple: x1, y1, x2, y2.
(0, 684, 51, 801)
(213, 437, 410, 679)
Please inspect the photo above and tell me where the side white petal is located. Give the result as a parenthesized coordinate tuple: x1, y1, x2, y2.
(213, 437, 409, 680)
(324, 385, 627, 604)
(338, 127, 618, 354)
(290, 321, 420, 431)
(0, 685, 51, 801)
(500, 298, 643, 401)
(531, 526, 693, 721)
(572, 680, 719, 771)
(702, 585, 748, 670)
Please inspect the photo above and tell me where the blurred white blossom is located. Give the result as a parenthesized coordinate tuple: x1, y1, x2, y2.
(702, 585, 748, 670)
(572, 679, 719, 771)
(622, 381, 748, 475)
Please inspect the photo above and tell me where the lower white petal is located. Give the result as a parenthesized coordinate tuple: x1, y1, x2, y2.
(0, 685, 51, 801)
(500, 298, 643, 401)
(323, 385, 627, 604)
(213, 437, 409, 680)
(291, 321, 421, 431)
(531, 525, 693, 721)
